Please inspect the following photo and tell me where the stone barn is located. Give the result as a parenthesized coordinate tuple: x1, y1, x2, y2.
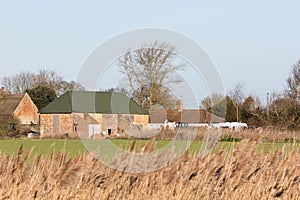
(39, 91, 149, 138)
(0, 92, 39, 126)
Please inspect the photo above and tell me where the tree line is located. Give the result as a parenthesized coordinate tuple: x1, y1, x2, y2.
(2, 69, 84, 96)
(1, 69, 84, 109)
(201, 60, 300, 129)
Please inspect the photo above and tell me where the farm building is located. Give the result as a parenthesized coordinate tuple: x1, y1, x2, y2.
(39, 91, 149, 138)
(149, 108, 225, 125)
(0, 92, 39, 126)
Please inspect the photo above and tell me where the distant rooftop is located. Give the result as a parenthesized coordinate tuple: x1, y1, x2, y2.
(149, 109, 225, 123)
(0, 94, 24, 116)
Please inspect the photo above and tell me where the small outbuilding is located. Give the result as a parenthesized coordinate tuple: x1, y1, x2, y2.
(0, 92, 39, 126)
(39, 91, 149, 138)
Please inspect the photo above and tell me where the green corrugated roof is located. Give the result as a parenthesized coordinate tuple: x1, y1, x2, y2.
(39, 91, 148, 115)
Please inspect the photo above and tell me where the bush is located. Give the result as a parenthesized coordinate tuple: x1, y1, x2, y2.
(0, 116, 21, 138)
(283, 138, 300, 143)
(220, 136, 241, 142)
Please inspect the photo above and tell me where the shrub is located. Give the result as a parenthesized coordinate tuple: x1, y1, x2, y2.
(0, 116, 21, 138)
(220, 136, 241, 142)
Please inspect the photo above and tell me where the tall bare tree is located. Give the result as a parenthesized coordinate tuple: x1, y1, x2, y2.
(229, 82, 245, 122)
(286, 60, 300, 102)
(2, 71, 36, 94)
(119, 42, 183, 110)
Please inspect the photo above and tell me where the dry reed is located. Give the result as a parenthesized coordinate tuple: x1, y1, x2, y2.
(0, 139, 300, 199)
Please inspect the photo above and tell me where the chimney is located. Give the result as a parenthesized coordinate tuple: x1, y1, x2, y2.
(177, 101, 183, 112)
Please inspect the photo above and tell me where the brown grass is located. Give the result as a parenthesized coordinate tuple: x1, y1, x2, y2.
(0, 139, 300, 199)
(150, 127, 300, 143)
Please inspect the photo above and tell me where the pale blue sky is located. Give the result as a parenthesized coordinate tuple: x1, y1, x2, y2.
(0, 1, 300, 105)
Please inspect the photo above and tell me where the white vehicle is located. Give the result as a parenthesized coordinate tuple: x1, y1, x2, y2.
(210, 122, 247, 131)
(221, 122, 247, 131)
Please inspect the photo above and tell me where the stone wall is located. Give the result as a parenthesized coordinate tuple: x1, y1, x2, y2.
(40, 114, 74, 137)
(102, 114, 118, 135)
(40, 112, 150, 138)
(59, 114, 74, 135)
(39, 114, 53, 136)
(72, 113, 94, 138)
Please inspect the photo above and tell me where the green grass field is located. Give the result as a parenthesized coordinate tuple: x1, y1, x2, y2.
(0, 139, 86, 158)
(0, 138, 300, 160)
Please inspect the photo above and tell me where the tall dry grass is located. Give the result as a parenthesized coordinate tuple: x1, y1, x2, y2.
(0, 139, 300, 199)
(153, 127, 300, 143)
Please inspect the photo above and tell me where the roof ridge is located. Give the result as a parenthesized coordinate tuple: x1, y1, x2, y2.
(67, 90, 124, 94)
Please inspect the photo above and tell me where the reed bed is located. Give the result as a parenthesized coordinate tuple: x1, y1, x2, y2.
(153, 127, 300, 143)
(0, 138, 300, 199)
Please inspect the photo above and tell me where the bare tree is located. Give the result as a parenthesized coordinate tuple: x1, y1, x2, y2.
(286, 60, 300, 102)
(2, 71, 36, 94)
(1, 77, 13, 94)
(0, 87, 7, 105)
(229, 82, 245, 122)
(1, 69, 84, 95)
(266, 92, 300, 129)
(119, 42, 183, 110)
(201, 93, 225, 111)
